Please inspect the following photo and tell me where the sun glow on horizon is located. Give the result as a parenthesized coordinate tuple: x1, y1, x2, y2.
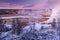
(46, 5, 60, 23)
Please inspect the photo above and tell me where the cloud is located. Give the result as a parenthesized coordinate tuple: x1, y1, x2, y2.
(0, 2, 23, 9)
(0, 0, 47, 4)
(33, 3, 48, 9)
(48, 0, 60, 8)
(23, 4, 34, 8)
(0, 0, 48, 9)
(23, 2, 48, 9)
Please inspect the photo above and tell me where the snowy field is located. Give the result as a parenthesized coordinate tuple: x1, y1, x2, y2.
(0, 22, 59, 40)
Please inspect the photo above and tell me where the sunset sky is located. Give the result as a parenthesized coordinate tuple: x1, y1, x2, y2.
(0, 0, 59, 9)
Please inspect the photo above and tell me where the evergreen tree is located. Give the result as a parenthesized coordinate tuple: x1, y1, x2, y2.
(12, 19, 16, 34)
(57, 19, 60, 40)
(12, 19, 23, 35)
(16, 19, 23, 35)
(51, 18, 57, 29)
(0, 16, 4, 32)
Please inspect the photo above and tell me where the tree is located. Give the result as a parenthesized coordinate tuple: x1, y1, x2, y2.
(16, 19, 23, 34)
(0, 16, 4, 32)
(12, 19, 16, 34)
(12, 19, 23, 35)
(51, 18, 57, 29)
(57, 19, 60, 40)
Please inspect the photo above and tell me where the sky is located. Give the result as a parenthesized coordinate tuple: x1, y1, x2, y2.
(0, 0, 59, 9)
(48, 0, 60, 9)
(0, 0, 48, 9)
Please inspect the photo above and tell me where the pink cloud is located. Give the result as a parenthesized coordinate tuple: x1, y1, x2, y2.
(9, 4, 23, 9)
(33, 3, 48, 9)
(48, 0, 60, 8)
(0, 2, 23, 9)
(0, 2, 48, 9)
(23, 2, 48, 9)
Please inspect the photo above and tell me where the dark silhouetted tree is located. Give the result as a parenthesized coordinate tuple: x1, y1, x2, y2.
(12, 19, 23, 35)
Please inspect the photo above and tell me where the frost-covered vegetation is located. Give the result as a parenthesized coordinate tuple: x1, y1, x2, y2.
(0, 18, 59, 40)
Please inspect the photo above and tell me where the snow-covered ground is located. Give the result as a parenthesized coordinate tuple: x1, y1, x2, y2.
(0, 22, 59, 40)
